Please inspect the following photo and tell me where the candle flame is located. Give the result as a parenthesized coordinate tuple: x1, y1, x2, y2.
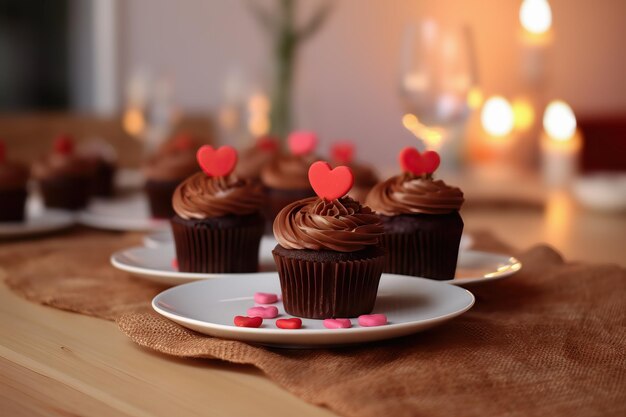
(543, 100, 576, 142)
(481, 96, 514, 137)
(520, 0, 552, 35)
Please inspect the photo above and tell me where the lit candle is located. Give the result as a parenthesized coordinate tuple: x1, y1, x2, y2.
(519, 0, 553, 86)
(540, 100, 582, 187)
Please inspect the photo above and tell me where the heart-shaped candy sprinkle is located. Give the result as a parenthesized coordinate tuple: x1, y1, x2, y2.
(54, 134, 75, 155)
(254, 292, 278, 304)
(234, 316, 263, 328)
(308, 161, 354, 201)
(323, 318, 352, 329)
(288, 131, 317, 156)
(358, 314, 388, 327)
(247, 306, 279, 319)
(276, 318, 302, 329)
(196, 145, 237, 177)
(331, 142, 355, 165)
(398, 147, 440, 175)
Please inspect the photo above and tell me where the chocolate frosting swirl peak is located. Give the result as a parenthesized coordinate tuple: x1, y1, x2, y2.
(273, 196, 383, 252)
(173, 172, 265, 219)
(366, 174, 464, 216)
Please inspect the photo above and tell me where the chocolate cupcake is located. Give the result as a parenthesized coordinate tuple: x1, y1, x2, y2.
(80, 140, 118, 198)
(143, 134, 200, 218)
(0, 141, 29, 222)
(260, 131, 318, 230)
(330, 141, 378, 203)
(171, 145, 265, 273)
(272, 161, 385, 319)
(32, 135, 96, 210)
(234, 136, 279, 182)
(366, 147, 464, 280)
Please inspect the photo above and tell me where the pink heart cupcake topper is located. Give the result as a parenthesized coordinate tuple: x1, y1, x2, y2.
(196, 145, 238, 177)
(288, 131, 317, 156)
(398, 147, 440, 176)
(308, 161, 354, 201)
(331, 141, 355, 165)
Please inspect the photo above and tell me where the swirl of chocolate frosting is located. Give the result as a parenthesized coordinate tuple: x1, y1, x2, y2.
(273, 196, 383, 252)
(261, 154, 315, 190)
(172, 172, 265, 219)
(365, 174, 464, 216)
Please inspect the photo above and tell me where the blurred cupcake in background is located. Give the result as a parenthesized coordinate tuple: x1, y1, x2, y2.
(234, 135, 279, 182)
(0, 140, 29, 222)
(32, 135, 96, 211)
(366, 147, 464, 280)
(171, 145, 265, 273)
(330, 141, 378, 203)
(260, 131, 318, 229)
(79, 139, 118, 198)
(143, 133, 200, 218)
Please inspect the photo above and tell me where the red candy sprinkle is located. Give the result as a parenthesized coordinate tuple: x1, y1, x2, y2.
(196, 145, 237, 177)
(398, 147, 440, 176)
(54, 134, 75, 155)
(276, 318, 302, 329)
(308, 161, 354, 201)
(234, 316, 263, 328)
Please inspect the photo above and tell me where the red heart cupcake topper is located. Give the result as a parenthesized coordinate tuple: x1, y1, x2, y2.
(171, 133, 195, 151)
(331, 141, 355, 165)
(256, 136, 279, 152)
(398, 147, 440, 176)
(288, 131, 317, 156)
(196, 145, 238, 177)
(54, 134, 75, 155)
(308, 161, 354, 201)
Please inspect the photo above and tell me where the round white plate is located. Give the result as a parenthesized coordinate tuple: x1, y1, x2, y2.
(78, 193, 168, 232)
(111, 243, 520, 286)
(0, 196, 75, 239)
(144, 230, 476, 252)
(152, 273, 475, 347)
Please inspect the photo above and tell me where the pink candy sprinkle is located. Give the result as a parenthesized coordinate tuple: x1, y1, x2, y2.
(323, 318, 352, 329)
(247, 306, 279, 319)
(358, 314, 388, 327)
(254, 292, 279, 304)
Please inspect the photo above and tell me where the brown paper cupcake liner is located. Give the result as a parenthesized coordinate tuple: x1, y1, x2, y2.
(272, 250, 385, 319)
(382, 227, 462, 280)
(40, 176, 92, 210)
(0, 188, 27, 222)
(145, 179, 183, 219)
(171, 215, 265, 273)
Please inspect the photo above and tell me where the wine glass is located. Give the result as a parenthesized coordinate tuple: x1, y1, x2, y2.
(399, 19, 478, 172)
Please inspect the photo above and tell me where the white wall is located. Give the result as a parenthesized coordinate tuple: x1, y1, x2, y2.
(119, 0, 626, 167)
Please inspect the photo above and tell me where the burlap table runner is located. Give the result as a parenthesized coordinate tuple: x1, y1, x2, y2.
(2, 229, 625, 417)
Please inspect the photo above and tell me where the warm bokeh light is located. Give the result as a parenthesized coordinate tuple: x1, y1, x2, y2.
(519, 0, 552, 35)
(247, 93, 271, 137)
(467, 87, 483, 109)
(481, 96, 514, 137)
(543, 100, 577, 141)
(122, 107, 146, 138)
(402, 113, 420, 130)
(512, 98, 535, 131)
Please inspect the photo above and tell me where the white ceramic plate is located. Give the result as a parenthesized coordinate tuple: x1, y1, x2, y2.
(144, 230, 476, 252)
(0, 196, 75, 239)
(111, 243, 520, 286)
(152, 273, 475, 347)
(78, 193, 168, 232)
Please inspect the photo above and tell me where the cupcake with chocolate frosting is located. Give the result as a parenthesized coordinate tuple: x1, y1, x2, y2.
(143, 134, 200, 218)
(366, 147, 464, 280)
(171, 145, 265, 273)
(330, 141, 378, 203)
(234, 136, 279, 182)
(273, 161, 385, 319)
(0, 140, 29, 222)
(32, 135, 96, 210)
(260, 131, 317, 230)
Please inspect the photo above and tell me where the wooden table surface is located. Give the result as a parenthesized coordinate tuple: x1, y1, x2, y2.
(1, 190, 624, 417)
